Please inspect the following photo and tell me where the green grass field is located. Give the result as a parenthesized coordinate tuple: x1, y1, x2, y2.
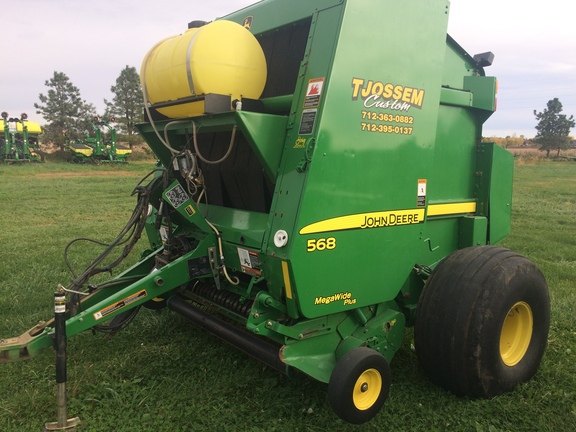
(0, 160, 574, 431)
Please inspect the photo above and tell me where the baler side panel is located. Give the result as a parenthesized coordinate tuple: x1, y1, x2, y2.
(419, 105, 479, 265)
(418, 36, 500, 267)
(288, 0, 451, 319)
(264, 3, 345, 263)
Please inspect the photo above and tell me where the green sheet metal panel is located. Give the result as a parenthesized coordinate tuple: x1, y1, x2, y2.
(474, 142, 513, 245)
(235, 111, 288, 182)
(264, 1, 345, 262)
(279, 0, 450, 318)
(488, 144, 513, 244)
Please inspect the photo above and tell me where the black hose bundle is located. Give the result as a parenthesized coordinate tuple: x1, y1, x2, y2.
(64, 169, 165, 334)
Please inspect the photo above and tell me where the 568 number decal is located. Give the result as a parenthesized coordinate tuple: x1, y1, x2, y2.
(307, 237, 336, 252)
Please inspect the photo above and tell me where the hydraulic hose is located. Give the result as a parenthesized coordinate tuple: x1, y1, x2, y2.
(192, 121, 237, 165)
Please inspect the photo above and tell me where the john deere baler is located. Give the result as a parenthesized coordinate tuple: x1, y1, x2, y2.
(0, 0, 549, 425)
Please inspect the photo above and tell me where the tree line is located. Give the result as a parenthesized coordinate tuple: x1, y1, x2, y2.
(32, 69, 575, 157)
(34, 67, 143, 149)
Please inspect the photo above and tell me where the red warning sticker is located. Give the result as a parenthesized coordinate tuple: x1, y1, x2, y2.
(237, 247, 262, 276)
(304, 78, 325, 108)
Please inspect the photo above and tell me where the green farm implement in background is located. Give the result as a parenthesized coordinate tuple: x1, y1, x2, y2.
(1, 112, 44, 163)
(67, 117, 132, 163)
(1, 0, 549, 427)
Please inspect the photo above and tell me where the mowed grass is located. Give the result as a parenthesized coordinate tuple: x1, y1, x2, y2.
(0, 160, 575, 431)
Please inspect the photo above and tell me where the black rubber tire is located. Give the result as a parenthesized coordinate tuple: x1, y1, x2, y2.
(414, 246, 549, 398)
(328, 347, 391, 424)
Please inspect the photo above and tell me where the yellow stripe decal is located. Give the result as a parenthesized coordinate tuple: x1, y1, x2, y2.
(299, 208, 425, 235)
(427, 202, 476, 217)
(299, 203, 476, 236)
(281, 261, 292, 300)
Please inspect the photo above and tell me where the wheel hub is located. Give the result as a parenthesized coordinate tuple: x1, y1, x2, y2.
(353, 368, 382, 410)
(500, 301, 533, 366)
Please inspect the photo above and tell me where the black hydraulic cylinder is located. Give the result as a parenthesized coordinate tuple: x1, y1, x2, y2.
(54, 291, 67, 385)
(167, 295, 287, 375)
(44, 289, 80, 431)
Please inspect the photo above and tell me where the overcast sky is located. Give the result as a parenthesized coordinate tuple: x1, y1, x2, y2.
(1, 0, 575, 138)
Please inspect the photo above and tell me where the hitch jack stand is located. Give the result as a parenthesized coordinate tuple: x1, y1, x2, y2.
(44, 289, 80, 431)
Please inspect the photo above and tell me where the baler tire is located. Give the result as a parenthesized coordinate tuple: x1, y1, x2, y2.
(414, 246, 549, 398)
(328, 347, 391, 424)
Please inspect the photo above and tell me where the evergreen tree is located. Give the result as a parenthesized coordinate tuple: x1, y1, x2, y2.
(533, 98, 575, 157)
(104, 66, 143, 145)
(34, 71, 96, 150)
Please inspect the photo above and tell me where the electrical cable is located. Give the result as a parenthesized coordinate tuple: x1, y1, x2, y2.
(64, 168, 166, 333)
(192, 121, 237, 164)
(194, 184, 239, 286)
(163, 120, 191, 153)
(204, 218, 240, 286)
(64, 182, 151, 281)
(182, 148, 201, 197)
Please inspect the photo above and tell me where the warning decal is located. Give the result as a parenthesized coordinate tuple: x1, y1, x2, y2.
(237, 247, 262, 276)
(93, 290, 147, 321)
(304, 78, 325, 108)
(417, 179, 427, 207)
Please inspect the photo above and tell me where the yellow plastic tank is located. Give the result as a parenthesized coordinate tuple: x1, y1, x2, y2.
(16, 121, 43, 134)
(141, 20, 267, 118)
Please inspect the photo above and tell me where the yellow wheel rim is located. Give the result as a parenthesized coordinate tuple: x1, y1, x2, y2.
(353, 368, 382, 410)
(500, 301, 533, 366)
